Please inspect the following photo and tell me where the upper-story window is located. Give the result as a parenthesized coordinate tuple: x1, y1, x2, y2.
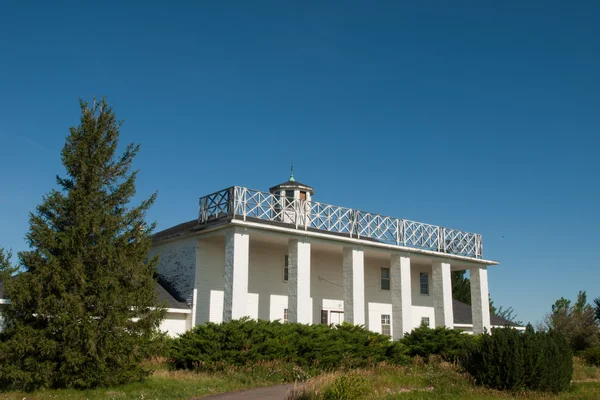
(420, 272, 429, 295)
(283, 255, 289, 282)
(381, 267, 390, 290)
(299, 191, 307, 200)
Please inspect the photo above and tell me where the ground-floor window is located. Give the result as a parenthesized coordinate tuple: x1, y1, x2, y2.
(381, 314, 391, 336)
(283, 308, 288, 323)
(421, 317, 430, 327)
(321, 310, 328, 325)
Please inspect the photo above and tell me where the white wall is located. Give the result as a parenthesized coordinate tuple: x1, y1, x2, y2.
(193, 236, 438, 337)
(160, 311, 191, 337)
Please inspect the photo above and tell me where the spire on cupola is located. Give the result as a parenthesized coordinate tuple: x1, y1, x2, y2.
(289, 161, 295, 182)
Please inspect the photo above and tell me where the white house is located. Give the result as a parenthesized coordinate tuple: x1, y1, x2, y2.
(0, 176, 518, 337)
(149, 175, 518, 339)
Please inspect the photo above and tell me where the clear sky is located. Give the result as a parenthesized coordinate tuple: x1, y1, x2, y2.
(0, 1, 598, 325)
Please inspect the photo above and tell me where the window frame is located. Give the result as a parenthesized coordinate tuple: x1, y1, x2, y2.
(421, 316, 430, 327)
(283, 255, 289, 282)
(283, 308, 288, 323)
(420, 272, 429, 295)
(381, 267, 390, 291)
(381, 314, 391, 336)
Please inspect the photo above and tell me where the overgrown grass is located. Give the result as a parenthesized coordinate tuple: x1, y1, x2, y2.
(0, 359, 301, 400)
(1, 358, 599, 399)
(287, 357, 600, 400)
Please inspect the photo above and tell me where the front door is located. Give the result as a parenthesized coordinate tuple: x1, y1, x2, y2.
(330, 311, 344, 325)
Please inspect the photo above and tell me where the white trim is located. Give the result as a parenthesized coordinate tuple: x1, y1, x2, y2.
(166, 307, 192, 314)
(454, 323, 526, 331)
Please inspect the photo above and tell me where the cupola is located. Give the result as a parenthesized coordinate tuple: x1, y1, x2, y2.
(269, 167, 314, 224)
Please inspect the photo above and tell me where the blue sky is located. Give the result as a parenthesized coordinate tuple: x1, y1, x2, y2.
(0, 1, 598, 325)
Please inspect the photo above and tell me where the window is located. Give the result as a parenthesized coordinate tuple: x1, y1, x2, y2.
(299, 191, 307, 200)
(321, 310, 328, 325)
(421, 317, 430, 327)
(420, 272, 429, 295)
(283, 308, 288, 323)
(381, 267, 390, 290)
(283, 255, 289, 282)
(381, 314, 391, 336)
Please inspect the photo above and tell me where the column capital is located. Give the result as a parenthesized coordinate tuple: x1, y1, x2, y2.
(390, 250, 411, 259)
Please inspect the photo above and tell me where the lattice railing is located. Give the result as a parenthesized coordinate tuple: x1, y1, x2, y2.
(198, 186, 483, 258)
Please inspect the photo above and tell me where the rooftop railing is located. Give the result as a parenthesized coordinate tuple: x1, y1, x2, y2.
(198, 186, 483, 259)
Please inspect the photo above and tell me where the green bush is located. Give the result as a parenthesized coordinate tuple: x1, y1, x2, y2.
(582, 346, 600, 367)
(463, 325, 573, 393)
(168, 319, 409, 373)
(401, 325, 473, 362)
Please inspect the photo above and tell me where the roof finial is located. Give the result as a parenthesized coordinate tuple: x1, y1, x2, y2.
(289, 161, 295, 182)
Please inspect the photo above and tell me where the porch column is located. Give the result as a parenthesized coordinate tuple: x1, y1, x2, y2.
(288, 238, 311, 324)
(391, 253, 412, 340)
(223, 227, 249, 322)
(343, 246, 365, 325)
(432, 261, 454, 329)
(470, 266, 491, 334)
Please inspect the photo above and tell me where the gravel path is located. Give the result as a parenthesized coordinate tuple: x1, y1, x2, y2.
(193, 383, 298, 399)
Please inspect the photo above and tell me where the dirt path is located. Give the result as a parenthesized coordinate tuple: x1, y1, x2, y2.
(193, 383, 297, 399)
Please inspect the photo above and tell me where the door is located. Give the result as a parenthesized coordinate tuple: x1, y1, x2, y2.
(330, 311, 344, 325)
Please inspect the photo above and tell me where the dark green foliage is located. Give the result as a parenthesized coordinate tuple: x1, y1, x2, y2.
(582, 346, 600, 367)
(168, 319, 409, 372)
(451, 270, 471, 304)
(400, 325, 473, 362)
(594, 297, 600, 324)
(545, 291, 599, 352)
(463, 325, 573, 393)
(0, 98, 164, 391)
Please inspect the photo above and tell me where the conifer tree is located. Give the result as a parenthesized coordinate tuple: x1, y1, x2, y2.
(0, 98, 164, 390)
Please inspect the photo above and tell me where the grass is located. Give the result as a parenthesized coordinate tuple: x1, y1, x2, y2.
(0, 358, 599, 399)
(288, 357, 600, 400)
(0, 359, 302, 400)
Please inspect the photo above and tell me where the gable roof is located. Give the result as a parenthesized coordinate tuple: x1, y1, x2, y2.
(453, 299, 520, 327)
(154, 281, 189, 309)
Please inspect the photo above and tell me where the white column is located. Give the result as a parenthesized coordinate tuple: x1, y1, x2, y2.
(191, 288, 198, 327)
(470, 266, 491, 334)
(432, 261, 454, 329)
(343, 247, 365, 326)
(223, 228, 249, 322)
(288, 238, 311, 324)
(391, 253, 412, 340)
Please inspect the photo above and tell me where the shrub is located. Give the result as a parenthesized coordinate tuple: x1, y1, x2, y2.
(401, 325, 472, 362)
(168, 319, 409, 373)
(582, 346, 600, 367)
(463, 325, 573, 393)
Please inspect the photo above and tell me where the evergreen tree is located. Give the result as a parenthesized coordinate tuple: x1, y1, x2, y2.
(451, 270, 471, 304)
(0, 98, 164, 390)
